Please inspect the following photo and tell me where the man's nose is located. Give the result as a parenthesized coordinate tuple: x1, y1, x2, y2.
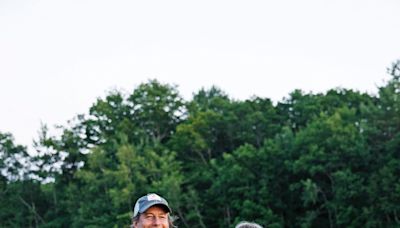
(153, 217, 162, 225)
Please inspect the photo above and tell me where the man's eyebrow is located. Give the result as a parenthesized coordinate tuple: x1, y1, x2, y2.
(144, 212, 168, 216)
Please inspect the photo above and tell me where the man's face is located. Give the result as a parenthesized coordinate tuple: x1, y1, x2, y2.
(134, 205, 169, 228)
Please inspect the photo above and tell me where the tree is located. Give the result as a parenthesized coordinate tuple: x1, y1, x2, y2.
(0, 132, 50, 227)
(290, 107, 371, 227)
(360, 60, 400, 227)
(127, 79, 185, 144)
(0, 132, 30, 180)
(70, 134, 183, 227)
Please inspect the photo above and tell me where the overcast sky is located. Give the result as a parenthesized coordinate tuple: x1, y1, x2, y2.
(1, 0, 399, 153)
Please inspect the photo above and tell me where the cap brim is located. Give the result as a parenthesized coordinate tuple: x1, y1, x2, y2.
(139, 201, 171, 214)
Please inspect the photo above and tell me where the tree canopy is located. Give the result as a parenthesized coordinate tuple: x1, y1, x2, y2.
(1, 61, 400, 227)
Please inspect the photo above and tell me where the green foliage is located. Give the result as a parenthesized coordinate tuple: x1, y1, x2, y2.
(127, 79, 185, 143)
(2, 61, 400, 227)
(0, 132, 30, 180)
(0, 180, 49, 227)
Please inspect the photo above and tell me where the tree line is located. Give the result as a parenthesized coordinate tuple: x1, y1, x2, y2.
(1, 61, 400, 227)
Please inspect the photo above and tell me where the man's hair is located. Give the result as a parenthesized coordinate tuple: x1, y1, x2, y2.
(235, 221, 263, 228)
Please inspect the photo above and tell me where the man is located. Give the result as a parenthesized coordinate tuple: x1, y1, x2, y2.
(131, 193, 175, 228)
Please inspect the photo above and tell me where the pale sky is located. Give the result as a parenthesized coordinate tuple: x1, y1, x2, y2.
(1, 0, 399, 153)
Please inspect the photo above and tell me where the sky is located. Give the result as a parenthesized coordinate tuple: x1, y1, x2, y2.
(1, 0, 399, 154)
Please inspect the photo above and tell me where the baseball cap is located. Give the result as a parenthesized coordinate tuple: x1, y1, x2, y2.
(133, 193, 171, 217)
